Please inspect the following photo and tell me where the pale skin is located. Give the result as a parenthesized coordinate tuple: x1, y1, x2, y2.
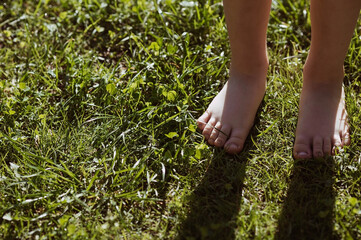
(197, 0, 361, 158)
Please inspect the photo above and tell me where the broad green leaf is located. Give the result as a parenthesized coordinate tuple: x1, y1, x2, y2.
(167, 90, 177, 101)
(58, 215, 71, 227)
(67, 223, 76, 235)
(59, 12, 67, 20)
(349, 197, 358, 206)
(188, 124, 196, 132)
(19, 82, 26, 90)
(195, 149, 201, 159)
(165, 132, 178, 139)
(106, 83, 116, 95)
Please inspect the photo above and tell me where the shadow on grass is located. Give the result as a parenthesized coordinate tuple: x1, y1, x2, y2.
(275, 157, 337, 240)
(177, 140, 256, 240)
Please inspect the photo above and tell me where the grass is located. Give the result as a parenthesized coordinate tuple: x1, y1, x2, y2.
(0, 0, 361, 239)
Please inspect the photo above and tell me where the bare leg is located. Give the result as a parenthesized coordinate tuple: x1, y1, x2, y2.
(197, 0, 271, 154)
(294, 0, 361, 159)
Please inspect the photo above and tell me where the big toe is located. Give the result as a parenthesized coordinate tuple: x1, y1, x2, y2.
(293, 136, 312, 159)
(224, 129, 247, 154)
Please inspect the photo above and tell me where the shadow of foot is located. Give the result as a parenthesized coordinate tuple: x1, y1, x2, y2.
(275, 157, 337, 240)
(177, 150, 249, 240)
(178, 103, 263, 239)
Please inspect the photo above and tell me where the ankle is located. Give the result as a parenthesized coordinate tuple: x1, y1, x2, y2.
(303, 56, 344, 80)
(303, 60, 344, 85)
(229, 59, 269, 79)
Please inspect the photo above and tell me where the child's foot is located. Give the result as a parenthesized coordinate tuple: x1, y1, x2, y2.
(293, 65, 350, 159)
(197, 70, 267, 154)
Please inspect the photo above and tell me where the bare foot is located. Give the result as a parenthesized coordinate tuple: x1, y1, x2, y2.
(197, 70, 267, 154)
(293, 65, 350, 159)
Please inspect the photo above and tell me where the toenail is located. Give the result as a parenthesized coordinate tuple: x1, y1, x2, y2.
(297, 152, 309, 158)
(226, 143, 239, 151)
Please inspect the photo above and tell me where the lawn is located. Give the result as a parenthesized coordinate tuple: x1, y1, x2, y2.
(0, 0, 361, 239)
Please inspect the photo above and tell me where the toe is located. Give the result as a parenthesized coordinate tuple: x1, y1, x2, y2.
(214, 124, 231, 147)
(339, 108, 350, 146)
(312, 136, 324, 158)
(208, 122, 222, 145)
(224, 129, 247, 154)
(342, 123, 351, 146)
(323, 138, 332, 156)
(202, 118, 216, 140)
(342, 132, 351, 146)
(332, 134, 342, 155)
(197, 110, 211, 131)
(293, 136, 312, 159)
